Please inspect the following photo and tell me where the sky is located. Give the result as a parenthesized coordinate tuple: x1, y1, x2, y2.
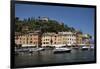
(15, 4, 95, 39)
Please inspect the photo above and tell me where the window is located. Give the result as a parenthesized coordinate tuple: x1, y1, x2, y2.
(34, 38, 36, 40)
(30, 41, 32, 43)
(31, 38, 32, 40)
(27, 38, 28, 40)
(20, 41, 21, 43)
(46, 42, 49, 44)
(24, 38, 25, 40)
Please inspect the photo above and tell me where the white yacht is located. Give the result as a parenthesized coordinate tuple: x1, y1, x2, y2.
(81, 46, 90, 50)
(53, 47, 71, 53)
(90, 45, 94, 49)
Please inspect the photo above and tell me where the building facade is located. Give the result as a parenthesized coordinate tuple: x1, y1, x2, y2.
(15, 31, 90, 47)
(41, 32, 77, 47)
(15, 32, 41, 47)
(82, 34, 91, 45)
(76, 33, 83, 45)
(58, 32, 76, 46)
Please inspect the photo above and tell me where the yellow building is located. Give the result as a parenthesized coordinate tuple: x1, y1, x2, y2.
(41, 33, 55, 47)
(41, 32, 77, 47)
(58, 32, 76, 46)
(42, 32, 66, 47)
(76, 32, 83, 45)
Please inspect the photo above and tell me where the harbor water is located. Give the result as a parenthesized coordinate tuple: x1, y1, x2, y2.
(14, 48, 95, 68)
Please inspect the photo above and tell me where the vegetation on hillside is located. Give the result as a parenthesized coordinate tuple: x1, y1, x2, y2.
(15, 17, 79, 34)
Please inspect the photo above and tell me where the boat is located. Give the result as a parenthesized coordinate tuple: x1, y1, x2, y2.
(36, 48, 45, 51)
(90, 45, 94, 50)
(29, 48, 45, 52)
(53, 47, 71, 54)
(81, 46, 90, 50)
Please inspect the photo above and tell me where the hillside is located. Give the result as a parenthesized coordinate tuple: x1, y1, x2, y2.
(15, 17, 79, 34)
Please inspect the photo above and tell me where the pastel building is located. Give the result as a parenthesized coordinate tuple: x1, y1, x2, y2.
(15, 31, 90, 47)
(41, 32, 77, 47)
(15, 32, 41, 47)
(82, 34, 91, 45)
(76, 32, 83, 45)
(41, 33, 55, 47)
(58, 32, 76, 46)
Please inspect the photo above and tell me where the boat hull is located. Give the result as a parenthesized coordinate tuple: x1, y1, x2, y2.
(81, 48, 89, 50)
(53, 50, 71, 54)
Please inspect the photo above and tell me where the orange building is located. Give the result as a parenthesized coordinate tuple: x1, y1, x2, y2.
(15, 32, 41, 47)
